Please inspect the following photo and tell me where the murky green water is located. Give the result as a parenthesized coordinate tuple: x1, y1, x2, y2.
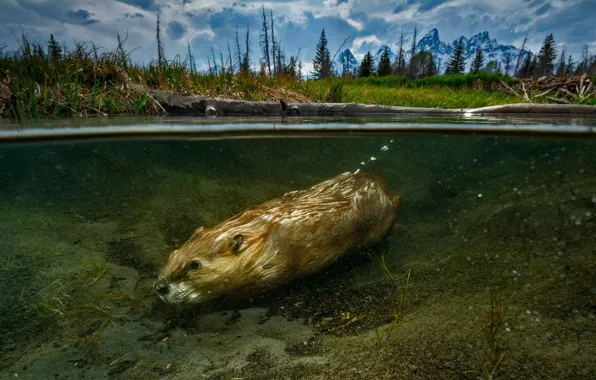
(0, 120, 595, 379)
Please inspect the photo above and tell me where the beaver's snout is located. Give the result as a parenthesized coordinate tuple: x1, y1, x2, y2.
(153, 278, 170, 296)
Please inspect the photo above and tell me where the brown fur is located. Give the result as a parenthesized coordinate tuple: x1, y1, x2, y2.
(154, 171, 401, 305)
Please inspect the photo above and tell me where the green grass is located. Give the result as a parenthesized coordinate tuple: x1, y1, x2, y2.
(340, 83, 521, 108)
(345, 72, 513, 89)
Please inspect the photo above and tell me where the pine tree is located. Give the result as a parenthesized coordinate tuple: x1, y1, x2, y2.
(518, 51, 533, 77)
(503, 52, 512, 75)
(470, 47, 485, 73)
(565, 55, 574, 75)
(393, 29, 406, 76)
(446, 37, 466, 74)
(377, 46, 392, 76)
(287, 56, 297, 77)
(536, 33, 557, 76)
(358, 51, 374, 77)
(312, 29, 331, 79)
(47, 33, 62, 61)
(531, 55, 538, 76)
(423, 51, 437, 77)
(484, 60, 498, 74)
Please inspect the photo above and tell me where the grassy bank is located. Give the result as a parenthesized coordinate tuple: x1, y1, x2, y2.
(1, 36, 592, 120)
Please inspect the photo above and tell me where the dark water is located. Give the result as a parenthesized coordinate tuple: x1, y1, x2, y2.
(0, 122, 595, 379)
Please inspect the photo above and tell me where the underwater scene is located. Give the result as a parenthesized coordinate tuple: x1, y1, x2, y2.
(0, 126, 595, 379)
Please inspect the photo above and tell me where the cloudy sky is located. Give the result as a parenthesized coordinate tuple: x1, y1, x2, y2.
(1, 0, 595, 73)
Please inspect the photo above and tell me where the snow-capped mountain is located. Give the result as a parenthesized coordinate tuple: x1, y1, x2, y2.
(334, 28, 527, 75)
(417, 28, 450, 57)
(418, 29, 525, 74)
(373, 45, 396, 67)
(333, 48, 359, 75)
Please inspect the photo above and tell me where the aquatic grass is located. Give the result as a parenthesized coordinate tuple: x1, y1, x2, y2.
(465, 290, 513, 380)
(374, 254, 412, 342)
(71, 302, 113, 356)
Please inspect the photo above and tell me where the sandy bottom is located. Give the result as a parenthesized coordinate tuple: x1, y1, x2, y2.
(0, 134, 595, 379)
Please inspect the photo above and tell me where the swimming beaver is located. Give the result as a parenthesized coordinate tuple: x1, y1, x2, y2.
(154, 171, 401, 305)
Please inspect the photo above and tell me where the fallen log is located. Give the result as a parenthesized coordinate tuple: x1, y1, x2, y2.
(151, 90, 596, 117)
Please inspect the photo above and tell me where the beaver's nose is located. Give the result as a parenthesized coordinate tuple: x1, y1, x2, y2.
(154, 279, 169, 295)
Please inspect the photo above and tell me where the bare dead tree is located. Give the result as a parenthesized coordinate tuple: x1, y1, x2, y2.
(259, 5, 271, 76)
(156, 13, 166, 69)
(514, 34, 527, 77)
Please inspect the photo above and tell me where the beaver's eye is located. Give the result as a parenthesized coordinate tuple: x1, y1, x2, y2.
(189, 259, 201, 270)
(230, 234, 243, 253)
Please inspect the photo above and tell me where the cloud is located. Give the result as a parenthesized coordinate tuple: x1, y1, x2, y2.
(67, 9, 100, 25)
(117, 0, 156, 11)
(351, 35, 382, 52)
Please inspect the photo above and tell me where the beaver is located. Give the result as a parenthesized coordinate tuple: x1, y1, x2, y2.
(154, 171, 401, 305)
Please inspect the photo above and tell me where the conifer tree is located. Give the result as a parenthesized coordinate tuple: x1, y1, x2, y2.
(470, 47, 485, 73)
(518, 51, 533, 77)
(377, 46, 392, 76)
(565, 55, 574, 75)
(446, 37, 466, 74)
(484, 60, 498, 74)
(423, 51, 437, 77)
(503, 52, 512, 75)
(312, 29, 331, 79)
(358, 51, 374, 77)
(47, 33, 62, 61)
(536, 33, 557, 76)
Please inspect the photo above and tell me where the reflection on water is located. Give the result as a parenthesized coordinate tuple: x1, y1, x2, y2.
(0, 128, 595, 379)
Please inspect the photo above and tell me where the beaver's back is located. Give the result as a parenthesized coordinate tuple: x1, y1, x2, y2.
(240, 171, 401, 279)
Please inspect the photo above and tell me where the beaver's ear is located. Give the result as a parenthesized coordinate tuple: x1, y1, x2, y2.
(229, 234, 243, 253)
(190, 226, 205, 239)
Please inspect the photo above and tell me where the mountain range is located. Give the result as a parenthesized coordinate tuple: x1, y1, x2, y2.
(333, 28, 528, 75)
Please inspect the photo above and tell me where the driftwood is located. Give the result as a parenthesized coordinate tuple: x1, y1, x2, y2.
(499, 74, 595, 104)
(150, 90, 596, 117)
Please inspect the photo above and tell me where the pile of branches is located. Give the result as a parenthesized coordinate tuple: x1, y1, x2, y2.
(500, 74, 595, 104)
